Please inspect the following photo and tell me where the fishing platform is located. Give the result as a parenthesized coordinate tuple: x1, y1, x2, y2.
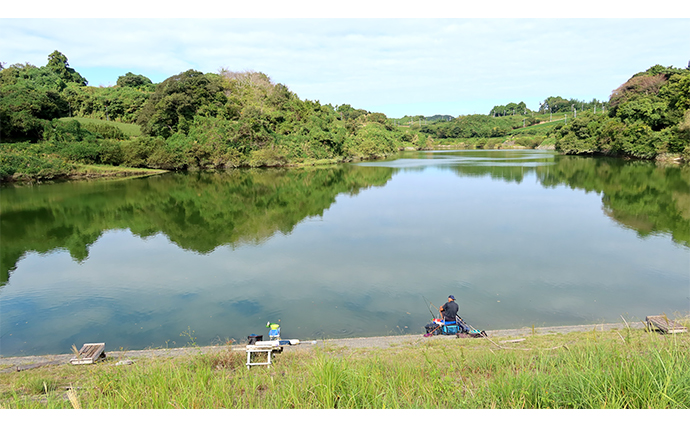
(70, 343, 106, 365)
(645, 315, 687, 334)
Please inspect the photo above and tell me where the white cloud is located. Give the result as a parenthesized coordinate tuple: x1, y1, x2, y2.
(1, 18, 688, 117)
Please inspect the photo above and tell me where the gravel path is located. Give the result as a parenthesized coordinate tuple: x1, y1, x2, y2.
(0, 321, 646, 373)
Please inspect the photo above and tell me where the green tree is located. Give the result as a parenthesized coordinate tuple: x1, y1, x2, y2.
(137, 69, 225, 138)
(46, 50, 87, 86)
(552, 64, 690, 160)
(0, 78, 68, 142)
(539, 96, 570, 113)
(336, 104, 367, 121)
(117, 72, 153, 88)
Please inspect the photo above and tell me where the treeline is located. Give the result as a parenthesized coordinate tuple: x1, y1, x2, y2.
(553, 64, 690, 160)
(490, 101, 531, 116)
(1, 51, 422, 181)
(394, 114, 454, 125)
(537, 96, 609, 115)
(0, 51, 153, 140)
(490, 98, 608, 117)
(420, 114, 541, 139)
(427, 96, 611, 140)
(417, 64, 689, 161)
(2, 53, 688, 181)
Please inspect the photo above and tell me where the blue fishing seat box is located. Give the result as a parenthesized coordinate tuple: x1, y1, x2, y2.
(441, 321, 460, 334)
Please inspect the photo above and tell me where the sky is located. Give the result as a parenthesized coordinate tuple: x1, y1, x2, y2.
(2, 4, 689, 118)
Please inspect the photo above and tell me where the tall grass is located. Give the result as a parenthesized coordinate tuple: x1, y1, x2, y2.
(2, 328, 688, 409)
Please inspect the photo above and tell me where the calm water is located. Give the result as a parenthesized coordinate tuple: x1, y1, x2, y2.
(1, 150, 688, 356)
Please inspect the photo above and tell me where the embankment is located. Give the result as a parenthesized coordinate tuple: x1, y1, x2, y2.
(0, 321, 645, 373)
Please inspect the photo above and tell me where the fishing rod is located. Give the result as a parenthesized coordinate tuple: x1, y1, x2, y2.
(422, 296, 436, 318)
(423, 296, 446, 337)
(426, 296, 446, 317)
(456, 315, 487, 336)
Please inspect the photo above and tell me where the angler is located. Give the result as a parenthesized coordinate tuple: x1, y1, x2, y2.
(424, 295, 487, 338)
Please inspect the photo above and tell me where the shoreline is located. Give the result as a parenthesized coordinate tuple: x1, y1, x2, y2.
(4, 147, 685, 184)
(0, 321, 646, 372)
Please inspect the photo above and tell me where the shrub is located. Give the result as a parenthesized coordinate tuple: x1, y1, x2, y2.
(246, 145, 290, 167)
(120, 136, 166, 167)
(44, 119, 97, 144)
(0, 149, 73, 181)
(346, 123, 397, 157)
(147, 143, 188, 170)
(97, 139, 125, 165)
(79, 122, 127, 140)
(58, 139, 101, 164)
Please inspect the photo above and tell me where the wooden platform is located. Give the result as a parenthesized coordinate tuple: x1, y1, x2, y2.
(70, 343, 106, 365)
(645, 316, 687, 334)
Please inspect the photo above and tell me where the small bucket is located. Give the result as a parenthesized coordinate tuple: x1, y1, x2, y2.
(247, 334, 263, 345)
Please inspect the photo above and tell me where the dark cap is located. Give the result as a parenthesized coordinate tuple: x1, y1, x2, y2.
(448, 295, 455, 300)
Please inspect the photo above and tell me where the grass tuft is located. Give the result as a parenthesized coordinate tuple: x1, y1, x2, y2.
(1, 328, 689, 408)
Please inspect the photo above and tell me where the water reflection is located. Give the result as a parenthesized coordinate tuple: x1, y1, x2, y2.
(363, 151, 689, 245)
(1, 151, 688, 356)
(1, 166, 394, 284)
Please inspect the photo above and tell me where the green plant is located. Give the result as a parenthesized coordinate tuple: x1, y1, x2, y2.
(180, 327, 198, 347)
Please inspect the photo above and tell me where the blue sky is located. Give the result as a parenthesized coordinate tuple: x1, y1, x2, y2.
(2, 5, 689, 118)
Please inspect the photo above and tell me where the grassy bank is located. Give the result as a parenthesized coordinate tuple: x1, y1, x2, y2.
(2, 326, 688, 409)
(68, 164, 168, 180)
(57, 117, 142, 137)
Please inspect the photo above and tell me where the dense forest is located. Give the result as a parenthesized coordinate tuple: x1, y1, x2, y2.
(412, 65, 689, 160)
(0, 51, 427, 181)
(553, 65, 690, 160)
(1, 52, 688, 182)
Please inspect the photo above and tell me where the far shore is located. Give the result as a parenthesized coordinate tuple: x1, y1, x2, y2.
(0, 321, 647, 372)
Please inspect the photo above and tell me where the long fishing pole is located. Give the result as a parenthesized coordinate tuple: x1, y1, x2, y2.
(426, 297, 443, 317)
(422, 296, 436, 318)
(457, 316, 486, 336)
(423, 296, 445, 337)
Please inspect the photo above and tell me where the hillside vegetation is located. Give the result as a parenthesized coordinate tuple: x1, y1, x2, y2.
(1, 53, 688, 182)
(555, 66, 690, 161)
(1, 52, 426, 181)
(413, 65, 689, 160)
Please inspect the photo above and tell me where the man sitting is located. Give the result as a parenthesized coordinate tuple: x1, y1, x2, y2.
(440, 295, 459, 322)
(440, 295, 471, 333)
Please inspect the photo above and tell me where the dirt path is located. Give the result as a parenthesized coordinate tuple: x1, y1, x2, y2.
(0, 321, 646, 373)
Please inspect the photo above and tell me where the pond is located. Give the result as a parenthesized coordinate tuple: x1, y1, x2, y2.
(1, 150, 688, 356)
